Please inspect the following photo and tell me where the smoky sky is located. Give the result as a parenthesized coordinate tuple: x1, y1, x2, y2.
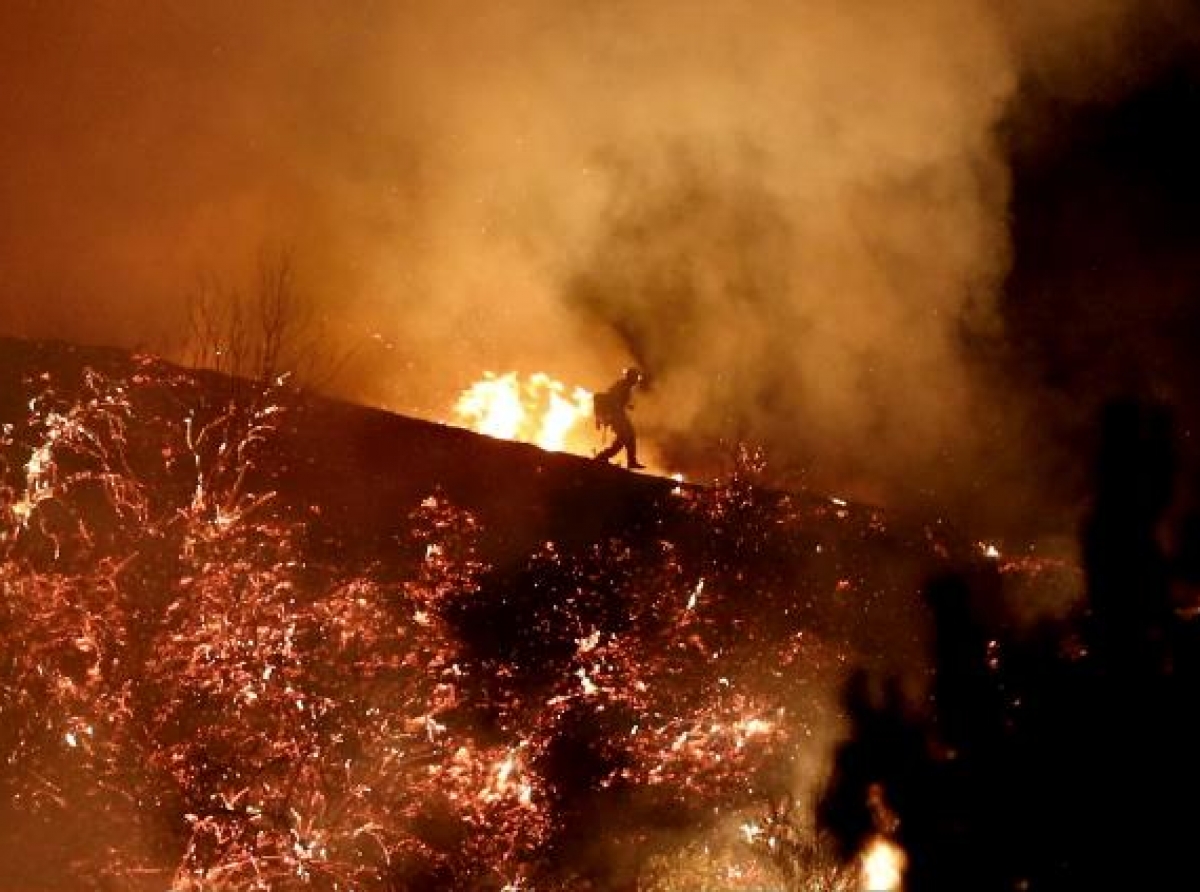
(2, 0, 1198, 535)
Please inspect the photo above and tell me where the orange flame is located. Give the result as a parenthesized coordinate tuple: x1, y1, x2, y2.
(860, 836, 905, 891)
(451, 372, 595, 454)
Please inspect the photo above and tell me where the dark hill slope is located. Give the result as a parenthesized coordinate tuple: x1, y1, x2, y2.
(0, 335, 955, 582)
(2, 337, 682, 562)
(273, 386, 681, 567)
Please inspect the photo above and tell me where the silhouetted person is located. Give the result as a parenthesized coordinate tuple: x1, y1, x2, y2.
(594, 367, 644, 469)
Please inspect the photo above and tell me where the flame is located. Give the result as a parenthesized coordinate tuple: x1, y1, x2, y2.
(451, 372, 594, 453)
(860, 836, 905, 891)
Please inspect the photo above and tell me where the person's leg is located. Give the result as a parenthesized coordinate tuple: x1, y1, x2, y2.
(595, 438, 619, 461)
(625, 438, 644, 468)
(613, 416, 643, 468)
(596, 420, 623, 461)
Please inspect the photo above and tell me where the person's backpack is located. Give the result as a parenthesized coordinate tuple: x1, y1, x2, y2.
(593, 390, 616, 429)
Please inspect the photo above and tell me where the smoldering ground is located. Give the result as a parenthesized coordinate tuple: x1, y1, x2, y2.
(1, 0, 1198, 535)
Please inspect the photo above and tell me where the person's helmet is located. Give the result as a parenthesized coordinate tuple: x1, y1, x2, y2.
(623, 367, 642, 385)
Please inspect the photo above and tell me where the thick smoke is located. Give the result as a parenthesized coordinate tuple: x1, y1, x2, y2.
(1, 0, 1196, 529)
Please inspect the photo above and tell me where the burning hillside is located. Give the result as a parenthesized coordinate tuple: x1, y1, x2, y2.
(446, 370, 676, 479)
(0, 338, 1040, 891)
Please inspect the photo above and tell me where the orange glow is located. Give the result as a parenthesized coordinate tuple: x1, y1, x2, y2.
(860, 836, 905, 891)
(450, 371, 595, 454)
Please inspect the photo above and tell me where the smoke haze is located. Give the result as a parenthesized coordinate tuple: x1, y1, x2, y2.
(2, 0, 1197, 531)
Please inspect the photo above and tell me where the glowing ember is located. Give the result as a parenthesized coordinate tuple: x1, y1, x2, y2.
(860, 836, 905, 891)
(450, 371, 594, 453)
(739, 820, 763, 843)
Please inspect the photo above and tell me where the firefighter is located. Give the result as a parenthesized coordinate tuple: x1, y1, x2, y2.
(594, 367, 644, 469)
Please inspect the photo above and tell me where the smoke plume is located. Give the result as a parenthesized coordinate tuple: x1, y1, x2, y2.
(1, 0, 1196, 529)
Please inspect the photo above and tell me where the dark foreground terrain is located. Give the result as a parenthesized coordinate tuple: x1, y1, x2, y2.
(0, 337, 1120, 891)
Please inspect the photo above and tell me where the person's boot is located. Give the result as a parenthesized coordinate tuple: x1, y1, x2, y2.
(627, 457, 646, 469)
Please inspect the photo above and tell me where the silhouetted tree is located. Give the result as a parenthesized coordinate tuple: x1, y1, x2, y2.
(186, 248, 355, 393)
